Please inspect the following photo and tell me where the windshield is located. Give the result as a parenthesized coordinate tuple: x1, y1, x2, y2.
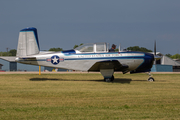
(75, 43, 109, 53)
(75, 43, 94, 52)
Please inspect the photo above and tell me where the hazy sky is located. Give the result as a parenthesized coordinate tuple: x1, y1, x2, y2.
(0, 0, 180, 55)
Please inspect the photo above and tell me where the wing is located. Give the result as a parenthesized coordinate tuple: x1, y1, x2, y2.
(88, 60, 128, 72)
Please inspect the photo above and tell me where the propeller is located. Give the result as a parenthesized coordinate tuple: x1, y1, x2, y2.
(154, 40, 161, 60)
(154, 40, 156, 56)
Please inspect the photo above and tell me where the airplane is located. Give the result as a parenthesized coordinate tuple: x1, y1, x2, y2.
(15, 27, 157, 82)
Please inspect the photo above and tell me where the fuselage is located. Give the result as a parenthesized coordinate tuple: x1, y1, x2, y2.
(16, 50, 154, 73)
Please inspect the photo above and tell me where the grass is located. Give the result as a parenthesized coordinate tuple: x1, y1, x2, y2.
(0, 73, 180, 119)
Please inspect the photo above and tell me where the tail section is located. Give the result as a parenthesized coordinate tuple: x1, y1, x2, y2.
(16, 27, 40, 57)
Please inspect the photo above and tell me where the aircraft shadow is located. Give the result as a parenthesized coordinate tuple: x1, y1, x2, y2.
(29, 78, 132, 84)
(113, 78, 132, 84)
(132, 80, 148, 82)
(29, 78, 61, 81)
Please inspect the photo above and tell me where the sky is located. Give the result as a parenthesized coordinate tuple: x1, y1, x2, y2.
(0, 0, 180, 55)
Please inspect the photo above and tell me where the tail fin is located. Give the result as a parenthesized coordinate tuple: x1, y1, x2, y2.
(16, 27, 40, 57)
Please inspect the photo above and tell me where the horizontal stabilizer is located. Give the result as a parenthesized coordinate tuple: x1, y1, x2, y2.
(15, 57, 36, 62)
(0, 56, 16, 62)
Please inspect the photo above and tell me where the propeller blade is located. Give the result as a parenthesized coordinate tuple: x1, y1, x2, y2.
(154, 40, 161, 60)
(154, 40, 156, 56)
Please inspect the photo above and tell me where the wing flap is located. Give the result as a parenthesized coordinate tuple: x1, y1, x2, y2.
(88, 60, 128, 72)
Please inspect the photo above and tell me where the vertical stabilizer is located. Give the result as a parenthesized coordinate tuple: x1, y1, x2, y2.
(16, 27, 40, 57)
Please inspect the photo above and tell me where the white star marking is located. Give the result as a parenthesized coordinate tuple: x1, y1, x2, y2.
(52, 56, 58, 63)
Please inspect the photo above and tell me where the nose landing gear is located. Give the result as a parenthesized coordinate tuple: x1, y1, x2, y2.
(147, 72, 155, 82)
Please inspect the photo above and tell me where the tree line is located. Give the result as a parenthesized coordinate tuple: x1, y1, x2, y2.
(1, 45, 180, 59)
(0, 49, 17, 56)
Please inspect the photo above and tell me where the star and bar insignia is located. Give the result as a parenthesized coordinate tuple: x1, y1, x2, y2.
(46, 55, 64, 65)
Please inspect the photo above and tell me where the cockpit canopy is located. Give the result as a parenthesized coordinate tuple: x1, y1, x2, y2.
(75, 43, 110, 53)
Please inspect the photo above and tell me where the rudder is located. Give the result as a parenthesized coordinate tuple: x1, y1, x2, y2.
(16, 27, 40, 57)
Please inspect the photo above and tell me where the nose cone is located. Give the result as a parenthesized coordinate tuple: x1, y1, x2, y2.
(136, 53, 154, 72)
(145, 53, 154, 69)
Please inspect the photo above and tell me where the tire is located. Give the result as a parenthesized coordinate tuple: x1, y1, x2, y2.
(104, 78, 111, 82)
(104, 75, 114, 82)
(111, 75, 114, 81)
(148, 77, 154, 82)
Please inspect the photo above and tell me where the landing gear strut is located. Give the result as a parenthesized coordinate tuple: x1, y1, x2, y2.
(147, 72, 155, 82)
(100, 69, 114, 82)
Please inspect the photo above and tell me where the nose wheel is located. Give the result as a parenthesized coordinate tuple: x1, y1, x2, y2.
(148, 77, 154, 82)
(147, 72, 155, 82)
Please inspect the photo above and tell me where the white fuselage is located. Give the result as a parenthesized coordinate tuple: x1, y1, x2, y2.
(16, 51, 145, 72)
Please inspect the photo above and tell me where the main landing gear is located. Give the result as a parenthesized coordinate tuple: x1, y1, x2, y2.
(147, 72, 155, 82)
(100, 69, 114, 82)
(104, 75, 114, 82)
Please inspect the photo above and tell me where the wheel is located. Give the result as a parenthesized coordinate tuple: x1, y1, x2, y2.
(148, 77, 154, 82)
(104, 75, 114, 82)
(104, 78, 111, 82)
(111, 75, 114, 81)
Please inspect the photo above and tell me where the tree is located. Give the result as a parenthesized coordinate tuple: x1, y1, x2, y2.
(9, 49, 17, 56)
(48, 48, 63, 52)
(0, 52, 6, 56)
(127, 46, 152, 52)
(0, 49, 17, 56)
(73, 45, 79, 49)
(73, 43, 83, 49)
(165, 54, 172, 58)
(170, 54, 180, 59)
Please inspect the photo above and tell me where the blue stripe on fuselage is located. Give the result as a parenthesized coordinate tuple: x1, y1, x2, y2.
(64, 56, 144, 61)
